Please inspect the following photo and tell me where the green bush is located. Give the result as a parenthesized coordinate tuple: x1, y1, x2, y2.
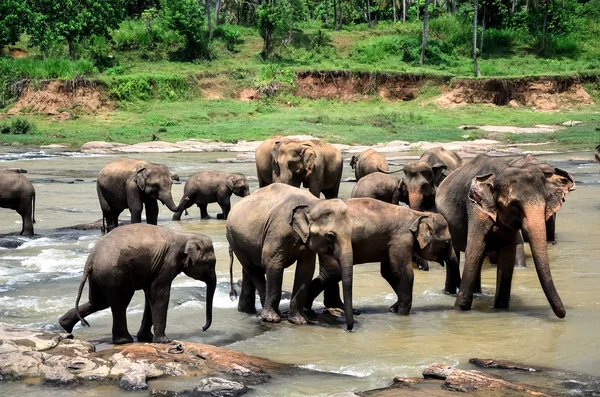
(352, 36, 421, 64)
(0, 118, 35, 135)
(107, 74, 192, 101)
(111, 18, 183, 60)
(160, 0, 211, 61)
(543, 34, 582, 58)
(214, 24, 241, 51)
(253, 64, 295, 95)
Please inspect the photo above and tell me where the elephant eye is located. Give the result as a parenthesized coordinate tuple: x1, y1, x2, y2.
(326, 232, 336, 240)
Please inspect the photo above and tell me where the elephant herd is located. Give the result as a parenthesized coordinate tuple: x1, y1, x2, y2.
(0, 138, 586, 344)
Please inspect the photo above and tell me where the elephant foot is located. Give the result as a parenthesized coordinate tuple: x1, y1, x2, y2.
(58, 316, 75, 334)
(417, 260, 429, 271)
(113, 334, 134, 345)
(260, 309, 281, 323)
(153, 335, 172, 344)
(454, 302, 472, 312)
(389, 302, 410, 315)
(288, 312, 308, 325)
(201, 214, 211, 220)
(216, 213, 225, 220)
(136, 331, 154, 343)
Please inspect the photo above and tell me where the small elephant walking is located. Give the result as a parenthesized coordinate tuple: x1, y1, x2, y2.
(97, 158, 185, 233)
(0, 170, 36, 235)
(226, 184, 355, 330)
(172, 170, 250, 221)
(59, 224, 217, 344)
(305, 199, 458, 317)
(351, 172, 408, 206)
(350, 149, 390, 181)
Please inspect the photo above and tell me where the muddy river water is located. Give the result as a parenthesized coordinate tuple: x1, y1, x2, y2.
(0, 148, 599, 396)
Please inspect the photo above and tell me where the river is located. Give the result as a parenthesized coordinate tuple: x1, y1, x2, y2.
(0, 148, 599, 396)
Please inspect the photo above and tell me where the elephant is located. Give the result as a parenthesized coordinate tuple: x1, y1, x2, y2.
(349, 149, 389, 181)
(435, 154, 574, 318)
(350, 172, 408, 205)
(595, 144, 600, 164)
(0, 170, 36, 235)
(172, 170, 250, 221)
(402, 147, 463, 211)
(271, 139, 343, 198)
(226, 183, 355, 330)
(255, 136, 300, 188)
(59, 224, 216, 345)
(305, 199, 458, 318)
(97, 158, 186, 233)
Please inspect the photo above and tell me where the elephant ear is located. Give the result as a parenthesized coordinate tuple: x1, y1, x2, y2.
(350, 155, 357, 169)
(290, 205, 310, 244)
(432, 163, 448, 186)
(303, 147, 317, 177)
(184, 240, 201, 270)
(134, 167, 147, 191)
(468, 173, 497, 222)
(398, 178, 409, 205)
(410, 216, 433, 249)
(543, 167, 576, 220)
(226, 175, 235, 191)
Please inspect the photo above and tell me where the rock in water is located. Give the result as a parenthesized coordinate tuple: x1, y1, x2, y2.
(152, 378, 249, 397)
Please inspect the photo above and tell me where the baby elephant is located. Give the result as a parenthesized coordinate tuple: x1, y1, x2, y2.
(59, 224, 217, 345)
(173, 170, 250, 221)
(0, 170, 36, 235)
(351, 172, 408, 205)
(305, 198, 458, 317)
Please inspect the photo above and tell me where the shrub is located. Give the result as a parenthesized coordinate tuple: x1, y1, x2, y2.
(0, 118, 35, 135)
(253, 64, 295, 95)
(159, 0, 211, 61)
(214, 24, 241, 52)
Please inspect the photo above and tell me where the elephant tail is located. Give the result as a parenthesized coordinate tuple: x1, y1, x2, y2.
(32, 191, 36, 224)
(379, 167, 403, 174)
(75, 263, 91, 328)
(229, 246, 238, 301)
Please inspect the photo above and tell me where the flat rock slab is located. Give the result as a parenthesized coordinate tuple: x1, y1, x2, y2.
(0, 325, 290, 390)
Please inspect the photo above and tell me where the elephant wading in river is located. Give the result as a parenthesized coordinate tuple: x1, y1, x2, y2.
(351, 172, 408, 206)
(0, 170, 35, 235)
(59, 224, 217, 344)
(350, 149, 390, 181)
(402, 147, 462, 211)
(271, 140, 343, 198)
(97, 158, 186, 232)
(255, 136, 300, 188)
(305, 199, 458, 317)
(172, 170, 250, 221)
(595, 144, 600, 164)
(226, 184, 355, 330)
(435, 154, 573, 318)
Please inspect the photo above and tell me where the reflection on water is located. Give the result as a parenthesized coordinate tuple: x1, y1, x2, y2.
(1, 148, 599, 396)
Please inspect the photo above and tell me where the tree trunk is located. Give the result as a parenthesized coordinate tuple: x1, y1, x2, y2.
(366, 0, 373, 28)
(338, 0, 343, 28)
(402, 0, 406, 23)
(420, 0, 431, 65)
(480, 0, 486, 53)
(526, 0, 529, 11)
(417, 0, 420, 21)
(473, 0, 480, 76)
(325, 0, 329, 25)
(452, 0, 456, 14)
(511, 0, 515, 13)
(334, 0, 339, 30)
(392, 0, 397, 22)
(541, 0, 548, 52)
(287, 10, 294, 44)
(67, 37, 76, 60)
(215, 0, 221, 26)
(204, 0, 213, 40)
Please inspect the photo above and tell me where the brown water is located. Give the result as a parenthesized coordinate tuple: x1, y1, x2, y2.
(0, 148, 599, 396)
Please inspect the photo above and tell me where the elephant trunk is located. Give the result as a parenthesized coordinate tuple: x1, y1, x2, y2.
(338, 241, 354, 331)
(523, 207, 566, 319)
(203, 274, 216, 331)
(160, 191, 187, 213)
(407, 188, 424, 211)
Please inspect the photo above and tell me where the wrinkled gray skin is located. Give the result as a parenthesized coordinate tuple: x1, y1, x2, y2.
(351, 172, 408, 205)
(0, 171, 35, 235)
(172, 170, 250, 221)
(272, 140, 343, 198)
(255, 137, 300, 188)
(505, 154, 576, 268)
(436, 154, 574, 318)
(306, 199, 457, 318)
(97, 158, 187, 233)
(226, 184, 355, 330)
(59, 224, 217, 345)
(350, 149, 389, 181)
(402, 147, 463, 212)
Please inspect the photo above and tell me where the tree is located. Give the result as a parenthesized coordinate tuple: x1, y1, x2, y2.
(420, 0, 431, 65)
(366, 0, 373, 28)
(161, 0, 210, 60)
(257, 0, 292, 59)
(0, 0, 28, 50)
(472, 0, 481, 76)
(27, 0, 124, 60)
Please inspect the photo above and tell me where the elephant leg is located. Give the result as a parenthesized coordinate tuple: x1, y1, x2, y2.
(515, 231, 526, 268)
(413, 253, 429, 271)
(381, 254, 413, 315)
(136, 289, 154, 342)
(455, 222, 490, 311)
(238, 267, 258, 314)
(216, 196, 231, 220)
(18, 199, 34, 236)
(59, 282, 109, 333)
(494, 237, 517, 309)
(172, 196, 192, 221)
(109, 209, 123, 232)
(98, 188, 114, 233)
(288, 254, 316, 325)
(199, 203, 210, 219)
(127, 190, 143, 224)
(106, 287, 135, 345)
(261, 247, 285, 323)
(145, 200, 159, 225)
(445, 248, 462, 294)
(149, 282, 172, 343)
(474, 270, 482, 295)
(546, 214, 556, 242)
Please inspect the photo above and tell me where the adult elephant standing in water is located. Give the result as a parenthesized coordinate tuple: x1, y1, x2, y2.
(226, 184, 355, 330)
(271, 140, 343, 198)
(0, 170, 35, 235)
(97, 158, 186, 232)
(255, 136, 300, 188)
(436, 154, 572, 318)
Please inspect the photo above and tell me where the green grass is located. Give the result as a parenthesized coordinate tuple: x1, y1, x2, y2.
(1, 97, 598, 149)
